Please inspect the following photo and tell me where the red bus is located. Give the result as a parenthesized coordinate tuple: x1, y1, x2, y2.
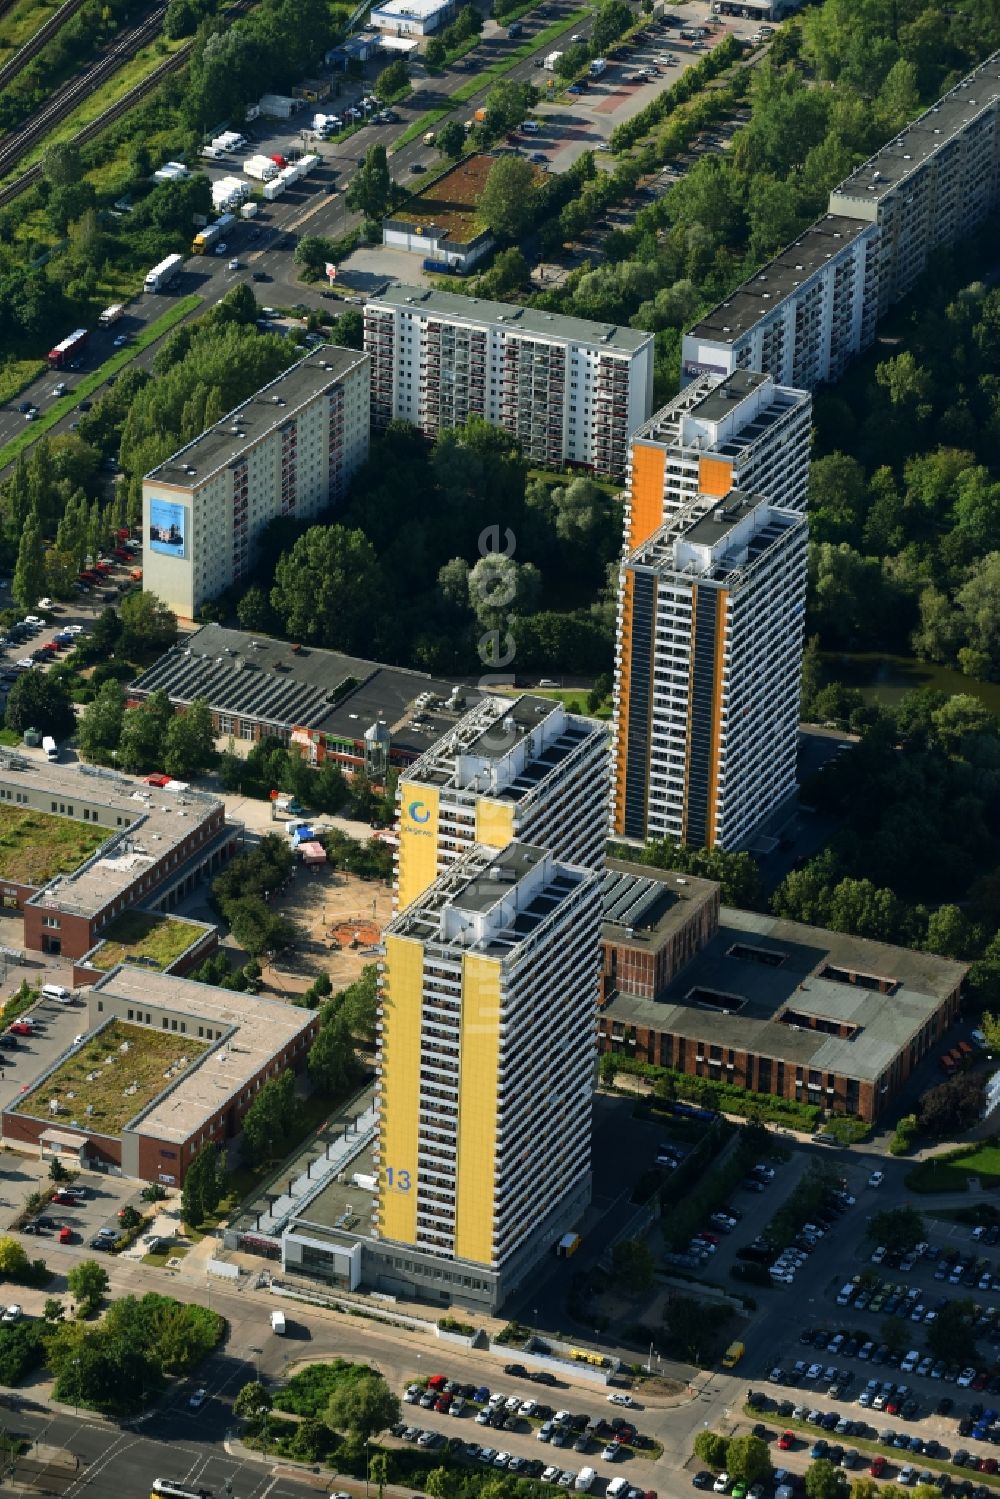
(48, 328, 88, 369)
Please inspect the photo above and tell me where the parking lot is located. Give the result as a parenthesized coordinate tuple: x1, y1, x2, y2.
(385, 1368, 658, 1498)
(0, 989, 91, 1116)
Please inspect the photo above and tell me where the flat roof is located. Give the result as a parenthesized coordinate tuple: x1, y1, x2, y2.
(386, 841, 592, 957)
(144, 346, 367, 490)
(403, 693, 607, 804)
(633, 370, 809, 458)
(688, 369, 767, 421)
(686, 215, 874, 344)
(601, 860, 718, 954)
(93, 968, 315, 1144)
(131, 625, 481, 757)
(368, 285, 653, 357)
(626, 492, 804, 584)
(373, 0, 449, 15)
(0, 758, 223, 920)
(832, 51, 1000, 205)
(603, 907, 966, 1083)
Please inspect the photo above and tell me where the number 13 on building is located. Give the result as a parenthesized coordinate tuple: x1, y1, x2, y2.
(385, 1167, 412, 1192)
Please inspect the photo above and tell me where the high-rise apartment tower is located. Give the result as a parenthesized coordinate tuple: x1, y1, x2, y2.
(375, 841, 603, 1310)
(396, 693, 610, 909)
(611, 492, 808, 851)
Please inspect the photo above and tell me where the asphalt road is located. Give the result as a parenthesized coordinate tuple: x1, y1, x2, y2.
(0, 0, 593, 462)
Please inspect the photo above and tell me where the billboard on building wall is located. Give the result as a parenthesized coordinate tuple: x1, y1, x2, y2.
(148, 498, 188, 559)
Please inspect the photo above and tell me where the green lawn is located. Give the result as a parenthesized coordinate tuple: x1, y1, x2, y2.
(0, 0, 64, 60)
(0, 806, 106, 885)
(499, 684, 611, 718)
(907, 1142, 1000, 1192)
(11, 1020, 208, 1133)
(88, 911, 200, 972)
(0, 359, 47, 408)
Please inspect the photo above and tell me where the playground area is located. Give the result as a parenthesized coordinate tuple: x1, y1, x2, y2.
(259, 861, 392, 1001)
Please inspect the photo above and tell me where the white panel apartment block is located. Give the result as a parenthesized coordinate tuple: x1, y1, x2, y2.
(143, 347, 370, 619)
(364, 285, 654, 478)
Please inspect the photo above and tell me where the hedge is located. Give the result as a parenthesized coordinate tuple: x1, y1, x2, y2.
(603, 1053, 821, 1130)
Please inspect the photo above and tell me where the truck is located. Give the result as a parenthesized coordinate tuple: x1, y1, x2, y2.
(543, 50, 563, 69)
(48, 329, 88, 369)
(555, 1232, 581, 1258)
(423, 130, 436, 145)
(721, 1340, 745, 1368)
(41, 736, 58, 763)
(262, 178, 285, 201)
(241, 200, 259, 219)
(270, 1310, 286, 1335)
(244, 154, 278, 182)
(259, 93, 298, 118)
(201, 144, 226, 160)
(589, 56, 607, 75)
(144, 253, 184, 293)
(270, 153, 288, 170)
(191, 213, 236, 254)
(98, 304, 125, 327)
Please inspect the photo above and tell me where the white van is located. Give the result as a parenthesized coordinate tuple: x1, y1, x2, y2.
(270, 1309, 286, 1335)
(607, 1481, 630, 1499)
(575, 1470, 596, 1493)
(41, 983, 71, 1003)
(521, 120, 540, 133)
(836, 1283, 854, 1306)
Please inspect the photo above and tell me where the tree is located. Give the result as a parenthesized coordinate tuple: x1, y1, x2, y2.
(927, 1298, 977, 1366)
(0, 1236, 29, 1278)
(49, 1156, 68, 1182)
(478, 155, 540, 239)
(234, 1379, 272, 1423)
(4, 672, 75, 740)
(879, 1316, 909, 1356)
(805, 1460, 847, 1499)
(164, 698, 216, 777)
(308, 1012, 363, 1096)
(375, 58, 409, 98)
(240, 1069, 296, 1165)
(325, 1372, 400, 1443)
(693, 1430, 728, 1469)
(333, 966, 378, 1041)
(43, 1297, 65, 1322)
(610, 1237, 655, 1295)
(117, 691, 174, 773)
(271, 525, 382, 651)
(78, 680, 126, 762)
(920, 1072, 985, 1136)
(369, 1451, 389, 1499)
(726, 1433, 772, 1485)
(868, 1206, 924, 1253)
(119, 591, 178, 657)
(13, 508, 45, 611)
(67, 1260, 110, 1316)
(346, 144, 395, 221)
(437, 120, 465, 158)
(425, 34, 446, 64)
(118, 1205, 141, 1231)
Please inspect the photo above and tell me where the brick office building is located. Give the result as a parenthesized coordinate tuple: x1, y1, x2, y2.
(598, 861, 965, 1123)
(0, 757, 236, 961)
(2, 968, 318, 1183)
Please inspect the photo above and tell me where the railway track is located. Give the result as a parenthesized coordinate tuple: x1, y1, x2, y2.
(0, 0, 251, 209)
(0, 0, 91, 92)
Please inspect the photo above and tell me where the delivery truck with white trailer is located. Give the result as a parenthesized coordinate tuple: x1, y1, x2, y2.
(244, 154, 278, 182)
(98, 303, 125, 327)
(544, 50, 563, 68)
(144, 253, 184, 293)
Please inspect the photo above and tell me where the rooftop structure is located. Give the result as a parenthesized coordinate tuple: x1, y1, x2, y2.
(130, 625, 481, 775)
(396, 693, 609, 908)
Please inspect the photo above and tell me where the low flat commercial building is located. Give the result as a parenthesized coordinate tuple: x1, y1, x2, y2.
(0, 754, 234, 961)
(370, 0, 453, 32)
(597, 862, 965, 1123)
(130, 624, 481, 779)
(364, 285, 654, 478)
(2, 968, 318, 1183)
(142, 346, 370, 621)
